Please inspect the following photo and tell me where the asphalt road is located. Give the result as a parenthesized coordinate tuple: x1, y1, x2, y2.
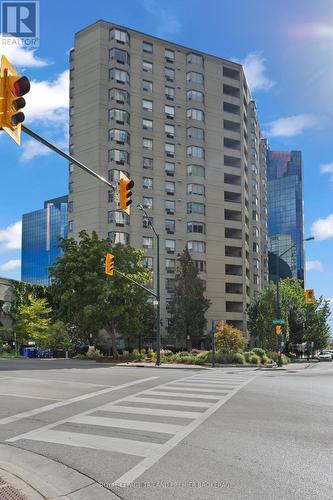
(0, 359, 332, 499)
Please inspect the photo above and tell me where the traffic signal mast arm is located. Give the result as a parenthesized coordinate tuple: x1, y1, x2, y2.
(22, 125, 114, 190)
(113, 268, 158, 299)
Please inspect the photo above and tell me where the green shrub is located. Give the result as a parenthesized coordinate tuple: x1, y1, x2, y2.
(244, 352, 251, 362)
(160, 349, 173, 357)
(215, 351, 245, 364)
(248, 353, 260, 364)
(85, 349, 103, 360)
(251, 348, 266, 358)
(196, 351, 210, 362)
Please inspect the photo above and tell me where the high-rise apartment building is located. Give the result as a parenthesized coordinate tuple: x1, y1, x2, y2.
(21, 196, 68, 285)
(69, 21, 267, 340)
(267, 150, 304, 283)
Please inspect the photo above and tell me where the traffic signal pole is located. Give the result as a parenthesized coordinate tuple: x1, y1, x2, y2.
(22, 125, 114, 190)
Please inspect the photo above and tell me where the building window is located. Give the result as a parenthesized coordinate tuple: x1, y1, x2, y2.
(165, 258, 175, 273)
(223, 84, 240, 98)
(165, 48, 175, 62)
(187, 89, 204, 103)
(166, 278, 175, 292)
(143, 236, 153, 249)
(187, 183, 205, 195)
(142, 177, 153, 189)
(187, 53, 203, 65)
(165, 124, 174, 138)
(110, 28, 129, 44)
(224, 155, 241, 168)
(109, 68, 129, 84)
(193, 260, 206, 272)
(187, 145, 204, 159)
(165, 181, 175, 195)
(143, 60, 153, 73)
(165, 143, 175, 157)
(109, 88, 129, 103)
(108, 149, 129, 164)
(187, 241, 206, 253)
(223, 66, 240, 80)
(68, 201, 73, 213)
(143, 41, 153, 53)
(186, 108, 204, 121)
(165, 105, 175, 119)
(108, 108, 129, 124)
(143, 80, 153, 92)
(165, 219, 175, 234)
(253, 274, 260, 285)
(187, 127, 204, 140)
(143, 118, 153, 130)
(165, 200, 175, 214)
(186, 71, 203, 84)
(69, 182, 73, 193)
(109, 48, 129, 64)
(143, 138, 153, 150)
(143, 99, 153, 112)
(224, 137, 241, 150)
(108, 211, 128, 226)
(108, 129, 129, 144)
(165, 86, 175, 100)
(187, 222, 205, 233)
(108, 169, 129, 182)
(165, 67, 175, 81)
(108, 232, 130, 244)
(143, 216, 153, 229)
(143, 157, 153, 169)
(223, 101, 240, 115)
(187, 164, 205, 177)
(68, 221, 73, 232)
(165, 162, 175, 176)
(165, 239, 176, 253)
(108, 190, 114, 203)
(143, 256, 153, 269)
(143, 197, 153, 209)
(187, 202, 205, 214)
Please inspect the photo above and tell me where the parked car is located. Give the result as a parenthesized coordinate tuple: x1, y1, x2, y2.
(318, 351, 333, 362)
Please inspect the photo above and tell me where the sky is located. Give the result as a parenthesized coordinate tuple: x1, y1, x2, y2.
(0, 0, 333, 313)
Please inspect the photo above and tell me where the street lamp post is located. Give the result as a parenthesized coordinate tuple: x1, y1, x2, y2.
(275, 237, 314, 367)
(137, 205, 161, 366)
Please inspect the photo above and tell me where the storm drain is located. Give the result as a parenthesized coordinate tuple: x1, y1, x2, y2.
(0, 477, 26, 500)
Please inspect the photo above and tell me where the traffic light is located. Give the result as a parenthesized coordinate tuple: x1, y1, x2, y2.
(0, 55, 30, 144)
(305, 289, 315, 304)
(105, 253, 115, 276)
(275, 325, 282, 336)
(118, 173, 134, 214)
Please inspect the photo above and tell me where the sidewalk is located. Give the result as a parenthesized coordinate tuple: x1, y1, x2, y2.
(0, 444, 119, 499)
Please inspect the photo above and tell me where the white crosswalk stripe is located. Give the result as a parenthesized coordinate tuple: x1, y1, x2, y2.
(7, 368, 258, 486)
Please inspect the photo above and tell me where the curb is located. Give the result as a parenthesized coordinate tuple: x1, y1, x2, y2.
(0, 444, 119, 499)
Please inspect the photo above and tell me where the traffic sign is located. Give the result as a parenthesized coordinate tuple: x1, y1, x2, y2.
(273, 319, 285, 325)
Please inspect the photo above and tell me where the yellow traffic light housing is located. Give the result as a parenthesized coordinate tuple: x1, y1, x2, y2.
(275, 325, 282, 336)
(105, 253, 115, 276)
(305, 289, 315, 304)
(0, 55, 30, 144)
(118, 172, 134, 214)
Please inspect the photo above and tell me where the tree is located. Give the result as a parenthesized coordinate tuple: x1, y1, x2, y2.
(167, 248, 211, 349)
(44, 321, 73, 352)
(247, 283, 277, 350)
(214, 321, 246, 353)
(304, 297, 331, 350)
(15, 294, 52, 344)
(49, 231, 152, 359)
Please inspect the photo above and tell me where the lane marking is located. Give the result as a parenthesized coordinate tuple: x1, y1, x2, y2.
(144, 390, 221, 400)
(0, 376, 112, 388)
(0, 377, 158, 426)
(124, 396, 211, 408)
(0, 393, 62, 401)
(113, 374, 258, 486)
(70, 415, 185, 434)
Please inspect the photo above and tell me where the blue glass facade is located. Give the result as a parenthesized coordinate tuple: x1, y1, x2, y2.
(21, 196, 68, 285)
(267, 151, 304, 283)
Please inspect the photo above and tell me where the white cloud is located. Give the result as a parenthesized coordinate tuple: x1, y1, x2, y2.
(0, 221, 22, 251)
(292, 23, 333, 40)
(0, 37, 49, 67)
(306, 260, 323, 272)
(265, 114, 317, 137)
(240, 53, 275, 92)
(0, 259, 21, 272)
(21, 135, 68, 161)
(311, 214, 333, 240)
(25, 70, 69, 124)
(320, 163, 333, 185)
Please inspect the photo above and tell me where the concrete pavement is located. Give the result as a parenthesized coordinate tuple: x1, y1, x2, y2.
(0, 359, 332, 499)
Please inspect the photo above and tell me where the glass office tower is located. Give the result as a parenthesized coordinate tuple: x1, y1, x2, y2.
(21, 196, 68, 285)
(267, 151, 304, 283)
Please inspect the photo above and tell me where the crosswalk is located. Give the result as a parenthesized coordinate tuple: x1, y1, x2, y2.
(8, 368, 258, 486)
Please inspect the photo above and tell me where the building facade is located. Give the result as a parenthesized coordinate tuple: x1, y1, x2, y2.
(69, 21, 268, 339)
(267, 150, 304, 283)
(21, 196, 68, 285)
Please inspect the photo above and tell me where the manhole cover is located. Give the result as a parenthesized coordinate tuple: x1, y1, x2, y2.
(0, 477, 26, 500)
